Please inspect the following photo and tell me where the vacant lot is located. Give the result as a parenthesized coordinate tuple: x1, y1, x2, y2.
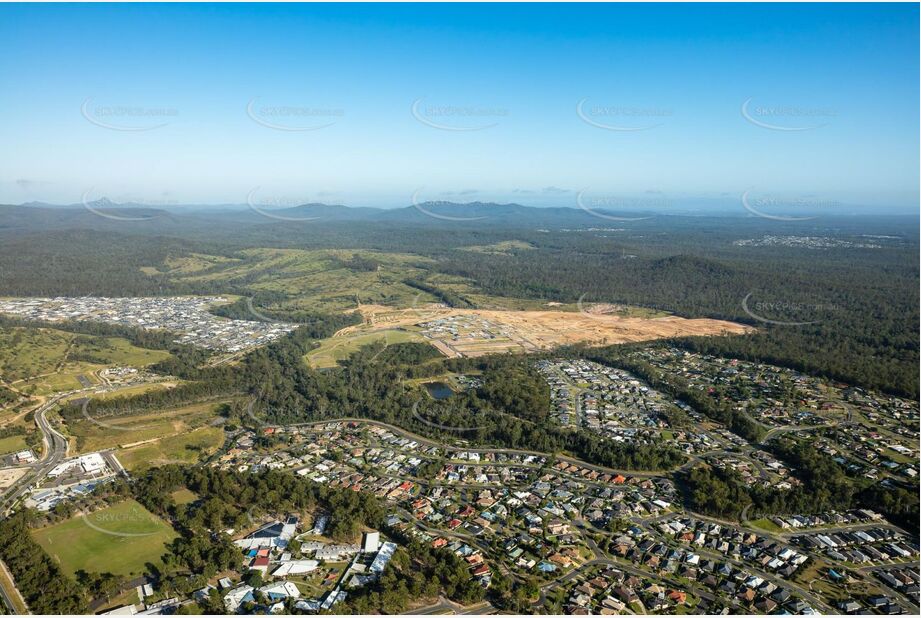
(67, 401, 222, 454)
(0, 434, 28, 456)
(305, 329, 426, 368)
(0, 326, 173, 396)
(91, 381, 179, 401)
(70, 335, 171, 367)
(32, 499, 177, 578)
(0, 467, 28, 491)
(0, 327, 72, 381)
(116, 426, 224, 472)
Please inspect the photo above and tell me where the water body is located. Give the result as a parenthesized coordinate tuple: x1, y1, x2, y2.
(423, 381, 454, 400)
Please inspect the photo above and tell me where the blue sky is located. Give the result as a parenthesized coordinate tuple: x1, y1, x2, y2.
(0, 2, 917, 212)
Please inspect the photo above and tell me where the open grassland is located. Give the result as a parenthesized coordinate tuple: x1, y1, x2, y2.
(0, 326, 173, 396)
(70, 335, 171, 367)
(748, 517, 784, 533)
(305, 329, 426, 368)
(0, 434, 28, 455)
(66, 401, 224, 454)
(116, 426, 224, 472)
(0, 399, 40, 454)
(146, 248, 446, 312)
(141, 251, 239, 276)
(91, 381, 179, 401)
(169, 488, 198, 505)
(458, 239, 536, 255)
(32, 499, 177, 578)
(17, 362, 100, 395)
(0, 326, 72, 381)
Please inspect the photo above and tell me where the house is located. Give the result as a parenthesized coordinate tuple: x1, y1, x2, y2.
(612, 585, 638, 604)
(235, 521, 292, 551)
(667, 590, 687, 604)
(737, 588, 756, 604)
(548, 553, 573, 568)
(294, 599, 321, 613)
(369, 542, 397, 574)
(755, 598, 777, 613)
(272, 560, 319, 577)
(223, 585, 255, 613)
(771, 588, 791, 604)
(362, 531, 380, 553)
(259, 581, 301, 602)
(250, 556, 270, 572)
(193, 586, 216, 603)
(838, 600, 863, 614)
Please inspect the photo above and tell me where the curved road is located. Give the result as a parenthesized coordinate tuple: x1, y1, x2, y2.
(0, 394, 70, 514)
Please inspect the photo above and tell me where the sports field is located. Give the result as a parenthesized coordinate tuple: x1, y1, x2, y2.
(31, 499, 177, 577)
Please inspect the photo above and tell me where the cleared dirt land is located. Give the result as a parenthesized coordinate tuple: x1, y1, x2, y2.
(336, 304, 753, 358)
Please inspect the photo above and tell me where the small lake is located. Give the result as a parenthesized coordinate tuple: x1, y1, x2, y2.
(423, 381, 454, 400)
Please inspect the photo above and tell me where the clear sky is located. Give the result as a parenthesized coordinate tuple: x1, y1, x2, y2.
(0, 2, 917, 212)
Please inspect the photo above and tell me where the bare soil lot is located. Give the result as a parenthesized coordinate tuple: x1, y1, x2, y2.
(338, 304, 752, 358)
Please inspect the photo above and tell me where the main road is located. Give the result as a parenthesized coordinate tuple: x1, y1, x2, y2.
(0, 377, 155, 514)
(0, 394, 71, 514)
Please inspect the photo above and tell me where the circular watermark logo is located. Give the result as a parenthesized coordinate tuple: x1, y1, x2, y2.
(80, 398, 152, 432)
(245, 187, 321, 222)
(576, 98, 672, 132)
(244, 397, 272, 429)
(409, 292, 445, 323)
(80, 188, 161, 222)
(411, 98, 507, 131)
(741, 97, 835, 132)
(81, 503, 166, 537)
(576, 293, 622, 322)
(575, 294, 677, 323)
(741, 292, 838, 326)
(575, 189, 659, 222)
(242, 297, 279, 323)
(740, 190, 837, 221)
(246, 97, 343, 132)
(410, 400, 485, 433)
(81, 97, 177, 132)
(410, 188, 488, 222)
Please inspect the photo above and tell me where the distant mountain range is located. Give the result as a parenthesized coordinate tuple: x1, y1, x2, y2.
(4, 198, 663, 227)
(3, 198, 915, 235)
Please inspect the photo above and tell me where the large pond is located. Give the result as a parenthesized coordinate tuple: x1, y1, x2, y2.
(423, 381, 454, 400)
